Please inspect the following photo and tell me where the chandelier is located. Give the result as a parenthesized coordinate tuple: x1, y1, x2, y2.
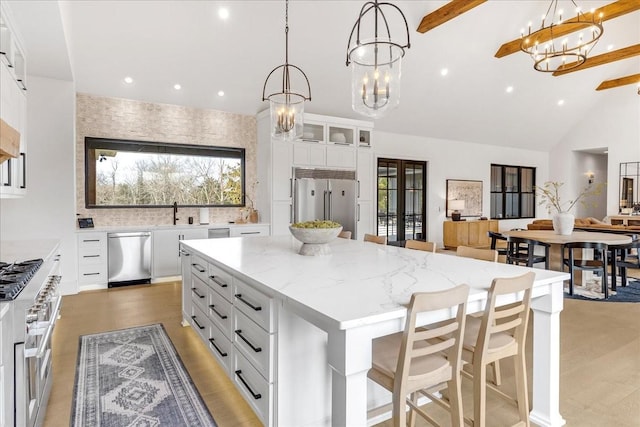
(520, 0, 603, 73)
(346, 1, 410, 118)
(262, 0, 311, 140)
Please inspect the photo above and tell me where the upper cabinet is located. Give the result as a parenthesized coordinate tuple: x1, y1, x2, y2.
(0, 3, 27, 198)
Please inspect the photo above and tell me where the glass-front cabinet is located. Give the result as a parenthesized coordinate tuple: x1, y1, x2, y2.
(619, 162, 640, 214)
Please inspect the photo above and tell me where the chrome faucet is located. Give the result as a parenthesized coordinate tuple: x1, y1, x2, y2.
(173, 202, 179, 225)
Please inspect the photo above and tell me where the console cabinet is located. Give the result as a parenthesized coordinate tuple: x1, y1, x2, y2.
(443, 220, 498, 249)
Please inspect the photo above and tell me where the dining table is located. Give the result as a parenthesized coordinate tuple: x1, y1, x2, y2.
(182, 235, 570, 427)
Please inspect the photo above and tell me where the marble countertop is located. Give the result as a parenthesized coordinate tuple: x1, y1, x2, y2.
(0, 239, 60, 263)
(75, 222, 270, 233)
(181, 236, 569, 330)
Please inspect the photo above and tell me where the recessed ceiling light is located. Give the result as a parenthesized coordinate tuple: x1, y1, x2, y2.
(218, 8, 229, 20)
(217, 90, 225, 97)
(174, 84, 182, 90)
(557, 99, 565, 106)
(506, 86, 514, 93)
(124, 76, 133, 84)
(440, 68, 448, 76)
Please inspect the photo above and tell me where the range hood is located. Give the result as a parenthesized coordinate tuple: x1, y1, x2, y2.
(0, 118, 20, 163)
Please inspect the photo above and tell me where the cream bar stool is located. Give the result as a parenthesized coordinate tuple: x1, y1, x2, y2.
(368, 285, 470, 427)
(405, 240, 436, 252)
(337, 230, 352, 239)
(456, 246, 498, 262)
(461, 272, 535, 427)
(364, 234, 387, 245)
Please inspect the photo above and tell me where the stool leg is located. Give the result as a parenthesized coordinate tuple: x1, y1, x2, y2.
(610, 249, 617, 291)
(602, 250, 609, 299)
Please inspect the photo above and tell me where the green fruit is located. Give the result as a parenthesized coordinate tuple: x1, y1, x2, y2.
(291, 220, 341, 229)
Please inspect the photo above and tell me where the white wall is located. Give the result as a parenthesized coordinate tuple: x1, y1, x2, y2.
(0, 76, 77, 295)
(549, 90, 640, 215)
(573, 152, 607, 219)
(373, 131, 549, 247)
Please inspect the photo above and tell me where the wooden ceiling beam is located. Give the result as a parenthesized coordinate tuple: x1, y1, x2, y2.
(596, 73, 640, 91)
(553, 44, 640, 76)
(417, 0, 487, 33)
(494, 0, 640, 58)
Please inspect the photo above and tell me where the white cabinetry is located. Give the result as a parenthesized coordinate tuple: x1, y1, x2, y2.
(357, 148, 375, 239)
(0, 4, 27, 199)
(181, 247, 276, 425)
(152, 228, 207, 278)
(230, 224, 270, 237)
(257, 110, 373, 236)
(0, 304, 12, 427)
(77, 232, 108, 286)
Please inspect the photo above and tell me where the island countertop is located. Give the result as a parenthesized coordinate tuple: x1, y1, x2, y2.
(181, 235, 569, 330)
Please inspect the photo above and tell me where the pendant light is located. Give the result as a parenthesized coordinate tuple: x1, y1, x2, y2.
(346, 1, 410, 118)
(262, 0, 311, 140)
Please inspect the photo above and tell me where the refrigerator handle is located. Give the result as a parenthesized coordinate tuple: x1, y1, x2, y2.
(289, 178, 293, 198)
(323, 190, 328, 220)
(328, 190, 333, 220)
(357, 204, 360, 221)
(357, 180, 360, 198)
(290, 204, 293, 223)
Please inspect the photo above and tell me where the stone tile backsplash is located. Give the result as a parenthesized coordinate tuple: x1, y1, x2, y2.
(76, 93, 257, 227)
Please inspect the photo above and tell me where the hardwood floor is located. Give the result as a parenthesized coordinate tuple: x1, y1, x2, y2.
(44, 276, 640, 426)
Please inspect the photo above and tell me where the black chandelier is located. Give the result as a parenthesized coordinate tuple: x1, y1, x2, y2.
(346, 0, 410, 118)
(262, 0, 311, 140)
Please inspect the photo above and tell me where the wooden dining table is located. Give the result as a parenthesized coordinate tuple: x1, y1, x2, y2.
(502, 230, 632, 285)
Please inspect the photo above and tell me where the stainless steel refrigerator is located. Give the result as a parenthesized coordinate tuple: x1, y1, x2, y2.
(293, 168, 357, 239)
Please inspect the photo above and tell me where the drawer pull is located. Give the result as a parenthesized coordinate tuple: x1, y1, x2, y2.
(83, 239, 100, 242)
(83, 272, 100, 276)
(191, 315, 205, 330)
(83, 255, 100, 258)
(209, 304, 227, 319)
(191, 263, 206, 273)
(240, 231, 260, 235)
(191, 288, 205, 299)
(209, 275, 227, 288)
(234, 294, 262, 311)
(235, 370, 262, 400)
(208, 338, 227, 357)
(234, 329, 262, 353)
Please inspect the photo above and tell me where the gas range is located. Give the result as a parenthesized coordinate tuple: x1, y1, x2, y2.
(0, 259, 44, 301)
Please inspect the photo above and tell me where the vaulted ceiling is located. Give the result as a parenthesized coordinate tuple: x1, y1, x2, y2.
(7, 1, 640, 151)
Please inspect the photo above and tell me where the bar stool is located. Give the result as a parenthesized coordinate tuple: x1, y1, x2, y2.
(337, 230, 352, 239)
(368, 285, 470, 427)
(563, 241, 609, 297)
(364, 234, 387, 245)
(506, 237, 550, 269)
(405, 240, 436, 252)
(456, 246, 498, 262)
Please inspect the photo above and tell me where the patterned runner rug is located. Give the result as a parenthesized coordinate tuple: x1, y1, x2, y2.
(71, 323, 217, 427)
(565, 277, 640, 302)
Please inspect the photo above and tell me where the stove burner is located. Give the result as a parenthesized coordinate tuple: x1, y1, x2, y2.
(0, 258, 44, 301)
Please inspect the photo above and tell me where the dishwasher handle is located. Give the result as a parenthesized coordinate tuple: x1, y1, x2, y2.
(108, 232, 152, 238)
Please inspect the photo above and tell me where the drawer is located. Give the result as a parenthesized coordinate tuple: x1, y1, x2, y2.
(207, 323, 232, 374)
(230, 225, 269, 237)
(190, 255, 209, 283)
(233, 351, 272, 426)
(78, 252, 105, 266)
(233, 278, 276, 333)
(191, 275, 209, 312)
(233, 309, 273, 382)
(208, 289, 233, 339)
(78, 264, 107, 284)
(190, 304, 210, 342)
(78, 233, 106, 251)
(207, 263, 233, 302)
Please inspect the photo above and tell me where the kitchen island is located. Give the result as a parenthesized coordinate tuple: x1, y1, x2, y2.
(181, 235, 569, 427)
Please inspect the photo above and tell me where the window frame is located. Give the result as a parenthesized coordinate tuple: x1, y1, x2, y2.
(84, 137, 246, 209)
(490, 163, 536, 220)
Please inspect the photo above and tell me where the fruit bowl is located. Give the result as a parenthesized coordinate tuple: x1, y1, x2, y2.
(289, 221, 342, 256)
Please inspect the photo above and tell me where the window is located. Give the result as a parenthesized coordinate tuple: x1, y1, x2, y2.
(490, 164, 535, 219)
(85, 137, 245, 208)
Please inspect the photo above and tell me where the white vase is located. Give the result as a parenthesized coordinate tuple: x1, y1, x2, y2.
(552, 212, 575, 235)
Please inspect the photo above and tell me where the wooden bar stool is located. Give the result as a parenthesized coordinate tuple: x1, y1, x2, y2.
(456, 246, 498, 262)
(405, 240, 436, 252)
(364, 234, 387, 245)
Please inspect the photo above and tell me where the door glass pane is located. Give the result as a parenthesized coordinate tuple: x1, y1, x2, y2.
(521, 168, 533, 192)
(491, 193, 503, 219)
(521, 193, 534, 217)
(505, 167, 518, 192)
(491, 165, 502, 191)
(506, 193, 519, 218)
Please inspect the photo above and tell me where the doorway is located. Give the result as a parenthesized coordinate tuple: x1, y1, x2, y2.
(377, 158, 427, 242)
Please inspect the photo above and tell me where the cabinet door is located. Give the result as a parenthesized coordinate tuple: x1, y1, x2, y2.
(272, 141, 293, 201)
(272, 201, 292, 236)
(293, 142, 325, 166)
(152, 229, 181, 277)
(326, 145, 356, 169)
(356, 201, 374, 241)
(182, 228, 207, 240)
(180, 244, 193, 324)
(443, 222, 468, 249)
(357, 149, 374, 202)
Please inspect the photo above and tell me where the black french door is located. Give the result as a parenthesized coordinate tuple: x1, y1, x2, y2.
(377, 159, 427, 242)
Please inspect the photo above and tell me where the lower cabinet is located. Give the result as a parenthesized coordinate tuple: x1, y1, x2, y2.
(153, 228, 207, 278)
(0, 304, 12, 427)
(181, 247, 276, 426)
(443, 220, 499, 249)
(77, 232, 108, 286)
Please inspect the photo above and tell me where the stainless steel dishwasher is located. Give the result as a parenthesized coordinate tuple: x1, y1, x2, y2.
(208, 228, 230, 238)
(108, 232, 152, 287)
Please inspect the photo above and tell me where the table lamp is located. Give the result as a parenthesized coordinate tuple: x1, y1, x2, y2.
(450, 199, 465, 221)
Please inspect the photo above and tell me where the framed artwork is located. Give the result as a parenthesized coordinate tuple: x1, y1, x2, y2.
(446, 179, 483, 217)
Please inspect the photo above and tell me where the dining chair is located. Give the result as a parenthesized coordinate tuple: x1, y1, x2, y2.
(617, 239, 640, 287)
(460, 272, 535, 427)
(506, 236, 550, 269)
(563, 241, 609, 297)
(368, 284, 470, 427)
(337, 230, 352, 239)
(364, 234, 387, 245)
(404, 240, 436, 252)
(487, 231, 508, 258)
(456, 246, 498, 262)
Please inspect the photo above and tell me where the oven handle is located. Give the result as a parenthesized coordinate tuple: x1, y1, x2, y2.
(25, 294, 62, 359)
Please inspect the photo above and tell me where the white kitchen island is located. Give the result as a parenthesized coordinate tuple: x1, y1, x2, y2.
(181, 235, 569, 427)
